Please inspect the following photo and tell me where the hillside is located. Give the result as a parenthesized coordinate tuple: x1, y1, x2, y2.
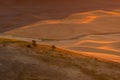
(0, 0, 120, 80)
(0, 0, 120, 33)
(0, 38, 120, 80)
(3, 10, 120, 39)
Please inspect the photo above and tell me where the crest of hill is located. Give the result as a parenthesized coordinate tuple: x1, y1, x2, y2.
(0, 38, 120, 80)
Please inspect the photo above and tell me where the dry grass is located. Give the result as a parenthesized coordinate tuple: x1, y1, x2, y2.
(0, 38, 120, 80)
(0, 38, 30, 47)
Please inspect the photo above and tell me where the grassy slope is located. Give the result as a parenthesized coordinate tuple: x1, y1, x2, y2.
(0, 38, 120, 80)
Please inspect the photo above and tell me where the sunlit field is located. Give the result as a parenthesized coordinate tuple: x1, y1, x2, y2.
(0, 0, 120, 80)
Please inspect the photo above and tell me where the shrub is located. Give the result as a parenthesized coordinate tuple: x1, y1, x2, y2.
(32, 40, 37, 46)
(26, 44, 32, 48)
(52, 45, 56, 49)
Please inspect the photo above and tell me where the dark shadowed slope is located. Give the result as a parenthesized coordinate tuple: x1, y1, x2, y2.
(0, 0, 120, 33)
(1, 0, 120, 11)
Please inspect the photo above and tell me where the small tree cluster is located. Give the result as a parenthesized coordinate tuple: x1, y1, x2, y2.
(26, 40, 37, 48)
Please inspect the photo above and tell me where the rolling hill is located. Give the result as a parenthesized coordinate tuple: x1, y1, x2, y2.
(0, 38, 120, 80)
(0, 0, 120, 33)
(0, 1, 120, 80)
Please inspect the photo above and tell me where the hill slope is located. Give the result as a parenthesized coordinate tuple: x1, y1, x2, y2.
(0, 0, 120, 33)
(0, 38, 120, 80)
(3, 10, 120, 39)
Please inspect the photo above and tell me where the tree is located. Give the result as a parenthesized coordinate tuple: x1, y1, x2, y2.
(32, 40, 37, 46)
(52, 45, 56, 49)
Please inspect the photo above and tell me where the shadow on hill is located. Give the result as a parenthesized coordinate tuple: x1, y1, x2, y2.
(0, 0, 120, 33)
